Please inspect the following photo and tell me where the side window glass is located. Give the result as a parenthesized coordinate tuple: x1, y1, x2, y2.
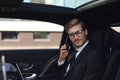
(33, 32, 49, 39)
(111, 26, 120, 33)
(0, 18, 63, 50)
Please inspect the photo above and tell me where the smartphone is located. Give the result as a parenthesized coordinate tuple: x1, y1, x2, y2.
(64, 35, 69, 51)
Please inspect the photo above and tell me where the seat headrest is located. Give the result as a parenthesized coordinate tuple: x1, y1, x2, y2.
(88, 28, 104, 50)
(88, 27, 114, 52)
(104, 28, 114, 52)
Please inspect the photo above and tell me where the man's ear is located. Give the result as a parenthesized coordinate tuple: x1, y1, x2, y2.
(85, 29, 88, 36)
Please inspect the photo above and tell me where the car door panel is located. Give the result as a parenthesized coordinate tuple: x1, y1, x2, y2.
(0, 49, 59, 80)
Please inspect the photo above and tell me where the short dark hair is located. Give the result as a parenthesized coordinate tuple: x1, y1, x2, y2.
(65, 18, 86, 33)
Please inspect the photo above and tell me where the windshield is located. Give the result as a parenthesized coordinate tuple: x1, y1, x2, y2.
(23, 0, 93, 8)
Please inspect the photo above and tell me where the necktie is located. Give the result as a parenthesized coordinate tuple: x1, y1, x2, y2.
(64, 49, 78, 76)
(67, 49, 78, 68)
(70, 50, 77, 67)
(64, 49, 77, 77)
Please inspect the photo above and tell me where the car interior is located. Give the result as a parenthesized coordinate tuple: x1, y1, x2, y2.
(0, 0, 120, 80)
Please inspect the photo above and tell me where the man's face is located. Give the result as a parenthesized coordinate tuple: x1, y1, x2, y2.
(68, 24, 88, 48)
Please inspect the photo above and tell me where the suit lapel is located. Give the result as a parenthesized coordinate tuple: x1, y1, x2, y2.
(68, 43, 92, 72)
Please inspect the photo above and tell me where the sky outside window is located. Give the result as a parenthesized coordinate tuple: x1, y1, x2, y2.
(64, 0, 92, 8)
(24, 0, 31, 2)
(24, 0, 92, 8)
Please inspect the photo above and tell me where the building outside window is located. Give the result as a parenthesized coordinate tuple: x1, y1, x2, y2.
(0, 18, 63, 50)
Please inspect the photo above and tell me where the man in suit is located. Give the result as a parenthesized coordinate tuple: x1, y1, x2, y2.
(57, 18, 105, 80)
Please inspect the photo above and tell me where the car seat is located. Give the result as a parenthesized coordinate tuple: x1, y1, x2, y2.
(102, 29, 120, 80)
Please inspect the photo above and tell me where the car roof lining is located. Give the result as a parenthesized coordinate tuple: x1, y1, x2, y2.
(0, 0, 119, 28)
(0, 3, 78, 26)
(77, 0, 120, 28)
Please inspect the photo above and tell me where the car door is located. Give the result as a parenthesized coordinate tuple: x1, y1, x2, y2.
(1, 49, 59, 80)
(0, 1, 78, 80)
(0, 20, 64, 80)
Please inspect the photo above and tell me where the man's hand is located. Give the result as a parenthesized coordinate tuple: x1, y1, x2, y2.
(59, 44, 70, 62)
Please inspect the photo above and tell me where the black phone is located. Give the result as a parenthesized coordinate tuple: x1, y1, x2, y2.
(64, 35, 69, 51)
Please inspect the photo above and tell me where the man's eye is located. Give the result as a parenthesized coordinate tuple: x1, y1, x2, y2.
(70, 34, 74, 36)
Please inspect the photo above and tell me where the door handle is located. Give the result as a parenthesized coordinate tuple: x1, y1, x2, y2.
(24, 73, 37, 80)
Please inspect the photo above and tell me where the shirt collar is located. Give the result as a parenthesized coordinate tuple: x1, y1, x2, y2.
(75, 40, 89, 58)
(76, 40, 89, 51)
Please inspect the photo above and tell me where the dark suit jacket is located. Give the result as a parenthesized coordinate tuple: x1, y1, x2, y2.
(57, 42, 105, 80)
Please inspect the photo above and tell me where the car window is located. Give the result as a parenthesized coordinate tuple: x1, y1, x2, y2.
(23, 0, 93, 8)
(0, 18, 63, 50)
(111, 26, 120, 33)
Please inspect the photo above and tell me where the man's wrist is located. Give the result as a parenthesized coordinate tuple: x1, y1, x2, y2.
(58, 59, 65, 66)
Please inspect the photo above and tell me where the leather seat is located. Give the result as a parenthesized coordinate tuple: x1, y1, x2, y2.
(102, 50, 120, 80)
(102, 29, 120, 80)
